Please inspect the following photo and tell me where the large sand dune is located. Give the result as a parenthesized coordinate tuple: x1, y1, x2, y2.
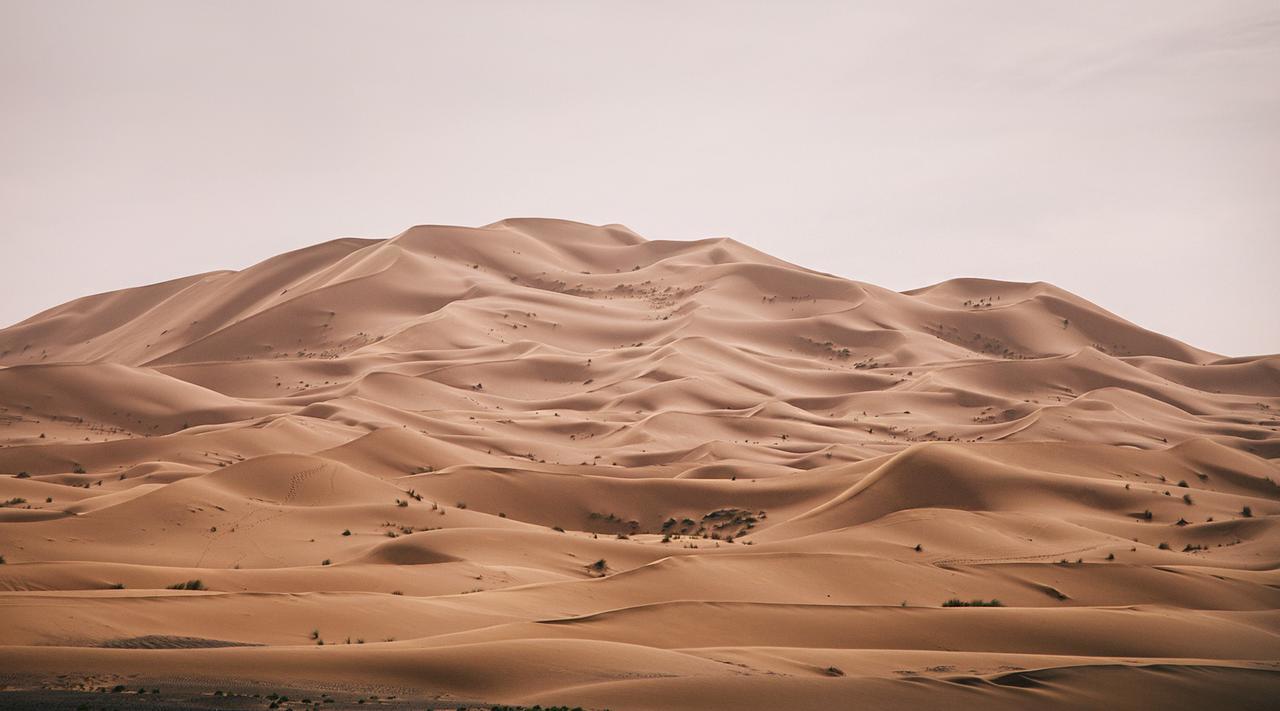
(0, 219, 1277, 709)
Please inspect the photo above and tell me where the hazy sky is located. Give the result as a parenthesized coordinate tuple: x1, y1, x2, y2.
(2, 1, 1278, 355)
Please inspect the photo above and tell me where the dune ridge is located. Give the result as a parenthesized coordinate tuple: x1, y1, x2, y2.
(0, 219, 1277, 709)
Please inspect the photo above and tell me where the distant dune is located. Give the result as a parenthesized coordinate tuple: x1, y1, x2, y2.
(0, 219, 1276, 709)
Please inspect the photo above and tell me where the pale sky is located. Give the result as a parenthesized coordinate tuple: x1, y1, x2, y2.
(2, 1, 1277, 355)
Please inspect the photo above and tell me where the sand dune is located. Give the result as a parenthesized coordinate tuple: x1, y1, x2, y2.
(0, 219, 1276, 709)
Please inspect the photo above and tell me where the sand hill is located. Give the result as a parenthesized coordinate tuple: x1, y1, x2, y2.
(0, 219, 1276, 709)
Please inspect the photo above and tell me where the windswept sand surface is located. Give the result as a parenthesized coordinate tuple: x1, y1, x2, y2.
(0, 219, 1277, 709)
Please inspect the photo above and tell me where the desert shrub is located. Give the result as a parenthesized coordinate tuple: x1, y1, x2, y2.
(72, 464, 86, 474)
(824, 666, 845, 676)
(1157, 542, 1170, 550)
(342, 529, 351, 536)
(1242, 505, 1253, 518)
(167, 579, 204, 590)
(942, 599, 1002, 607)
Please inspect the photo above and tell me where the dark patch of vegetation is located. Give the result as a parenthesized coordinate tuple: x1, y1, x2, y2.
(491, 706, 589, 711)
(942, 599, 1003, 607)
(167, 579, 205, 590)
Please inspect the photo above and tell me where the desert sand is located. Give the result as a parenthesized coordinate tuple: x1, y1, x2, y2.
(0, 219, 1276, 709)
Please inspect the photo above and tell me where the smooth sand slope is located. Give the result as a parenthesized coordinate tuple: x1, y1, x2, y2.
(0, 219, 1277, 709)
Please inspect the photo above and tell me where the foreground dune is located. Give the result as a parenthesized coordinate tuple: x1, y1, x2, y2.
(0, 219, 1276, 709)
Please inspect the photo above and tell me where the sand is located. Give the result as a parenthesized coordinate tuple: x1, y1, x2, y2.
(0, 218, 1276, 709)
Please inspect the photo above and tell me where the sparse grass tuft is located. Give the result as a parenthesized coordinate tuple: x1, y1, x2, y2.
(167, 579, 205, 590)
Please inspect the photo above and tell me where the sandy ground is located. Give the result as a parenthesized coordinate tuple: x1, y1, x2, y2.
(0, 219, 1277, 709)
